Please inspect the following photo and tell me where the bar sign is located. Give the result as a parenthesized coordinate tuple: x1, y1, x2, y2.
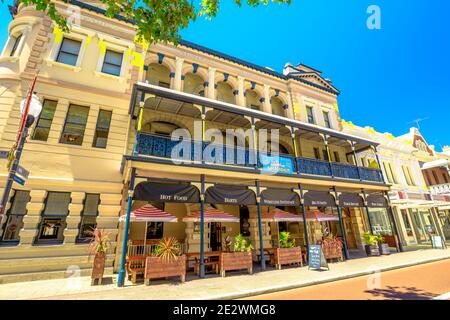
(13, 175, 25, 186)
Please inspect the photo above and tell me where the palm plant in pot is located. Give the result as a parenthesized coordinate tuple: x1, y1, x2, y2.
(87, 228, 111, 285)
(274, 231, 303, 269)
(220, 234, 253, 277)
(378, 234, 391, 255)
(363, 232, 381, 257)
(145, 237, 186, 285)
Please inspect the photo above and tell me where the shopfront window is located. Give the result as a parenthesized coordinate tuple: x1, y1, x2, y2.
(78, 194, 100, 242)
(401, 209, 414, 237)
(1, 190, 30, 242)
(36, 192, 70, 244)
(368, 208, 392, 235)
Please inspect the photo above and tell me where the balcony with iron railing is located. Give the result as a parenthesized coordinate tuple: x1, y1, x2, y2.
(132, 132, 385, 184)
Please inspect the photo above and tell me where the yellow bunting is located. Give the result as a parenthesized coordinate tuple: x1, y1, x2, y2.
(386, 133, 394, 140)
(98, 40, 106, 56)
(366, 127, 376, 135)
(83, 36, 91, 50)
(293, 102, 300, 114)
(53, 26, 63, 44)
(333, 102, 339, 112)
(134, 35, 149, 51)
(131, 51, 144, 71)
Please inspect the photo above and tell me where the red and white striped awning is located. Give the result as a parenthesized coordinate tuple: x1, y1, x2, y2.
(261, 209, 302, 222)
(182, 208, 240, 223)
(302, 210, 340, 222)
(119, 204, 178, 223)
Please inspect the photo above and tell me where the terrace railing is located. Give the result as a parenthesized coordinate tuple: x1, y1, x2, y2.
(136, 132, 385, 184)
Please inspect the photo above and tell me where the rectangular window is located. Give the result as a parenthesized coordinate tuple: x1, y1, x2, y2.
(313, 147, 321, 160)
(78, 194, 100, 242)
(60, 104, 90, 146)
(322, 149, 330, 161)
(407, 166, 416, 186)
(101, 49, 123, 76)
(1, 190, 30, 242)
(37, 192, 70, 243)
(306, 106, 315, 124)
(402, 166, 416, 186)
(56, 37, 82, 66)
(323, 111, 331, 128)
(333, 151, 340, 163)
(388, 163, 398, 184)
(93, 110, 112, 148)
(32, 99, 57, 141)
(383, 162, 393, 184)
(9, 34, 22, 57)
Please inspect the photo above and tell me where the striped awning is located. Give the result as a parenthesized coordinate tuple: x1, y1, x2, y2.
(261, 209, 302, 222)
(119, 204, 178, 223)
(302, 210, 340, 222)
(182, 208, 240, 223)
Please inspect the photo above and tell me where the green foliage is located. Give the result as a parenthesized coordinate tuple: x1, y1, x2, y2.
(6, 0, 291, 44)
(233, 233, 253, 252)
(278, 231, 295, 248)
(363, 232, 379, 246)
(87, 228, 111, 258)
(153, 237, 182, 261)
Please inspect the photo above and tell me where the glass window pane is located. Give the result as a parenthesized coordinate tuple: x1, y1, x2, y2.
(32, 127, 50, 141)
(9, 190, 30, 216)
(56, 52, 78, 66)
(2, 215, 24, 240)
(43, 192, 71, 216)
(60, 38, 81, 55)
(101, 63, 121, 76)
(97, 110, 112, 129)
(93, 110, 112, 148)
(33, 100, 57, 141)
(10, 34, 22, 57)
(104, 50, 122, 65)
(83, 194, 99, 216)
(61, 105, 89, 145)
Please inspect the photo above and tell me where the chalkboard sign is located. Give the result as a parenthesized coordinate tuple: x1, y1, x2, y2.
(431, 235, 445, 249)
(308, 245, 329, 271)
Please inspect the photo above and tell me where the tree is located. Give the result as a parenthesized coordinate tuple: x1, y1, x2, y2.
(5, 0, 291, 44)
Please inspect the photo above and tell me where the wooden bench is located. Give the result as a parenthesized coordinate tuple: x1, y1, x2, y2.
(126, 255, 146, 284)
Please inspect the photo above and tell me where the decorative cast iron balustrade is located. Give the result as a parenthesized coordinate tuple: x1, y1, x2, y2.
(136, 133, 385, 183)
(296, 156, 332, 177)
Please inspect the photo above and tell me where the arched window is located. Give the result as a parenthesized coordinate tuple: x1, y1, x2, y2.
(271, 97, 285, 117)
(183, 73, 205, 96)
(216, 82, 235, 104)
(146, 63, 171, 88)
(245, 89, 262, 110)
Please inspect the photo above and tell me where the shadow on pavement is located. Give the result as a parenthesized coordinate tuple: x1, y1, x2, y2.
(365, 286, 437, 300)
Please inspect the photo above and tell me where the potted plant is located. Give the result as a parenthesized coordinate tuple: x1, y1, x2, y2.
(363, 232, 381, 257)
(321, 234, 343, 261)
(378, 235, 391, 255)
(273, 231, 303, 269)
(88, 228, 111, 285)
(220, 234, 253, 277)
(144, 237, 186, 285)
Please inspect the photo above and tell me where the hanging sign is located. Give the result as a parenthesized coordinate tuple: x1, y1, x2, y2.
(133, 181, 200, 203)
(16, 165, 30, 179)
(259, 154, 294, 175)
(308, 245, 329, 271)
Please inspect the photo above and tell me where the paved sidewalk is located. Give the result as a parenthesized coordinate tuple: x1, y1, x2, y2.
(1, 248, 449, 300)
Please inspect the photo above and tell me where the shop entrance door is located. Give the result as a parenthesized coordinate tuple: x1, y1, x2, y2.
(410, 209, 427, 243)
(210, 223, 222, 251)
(343, 209, 357, 249)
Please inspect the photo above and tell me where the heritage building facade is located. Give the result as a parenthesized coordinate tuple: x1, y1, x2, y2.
(0, 1, 403, 283)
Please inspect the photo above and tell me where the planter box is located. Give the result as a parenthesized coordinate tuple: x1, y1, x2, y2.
(382, 235, 397, 248)
(144, 255, 186, 285)
(220, 252, 253, 277)
(91, 253, 106, 285)
(365, 245, 381, 257)
(274, 247, 303, 269)
(322, 243, 343, 261)
(379, 243, 391, 255)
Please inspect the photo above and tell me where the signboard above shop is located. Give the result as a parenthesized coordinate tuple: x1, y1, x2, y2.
(133, 181, 200, 203)
(205, 185, 256, 205)
(259, 154, 294, 175)
(260, 189, 300, 207)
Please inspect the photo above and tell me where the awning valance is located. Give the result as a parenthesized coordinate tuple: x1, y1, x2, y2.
(182, 208, 240, 223)
(303, 191, 336, 207)
(119, 204, 178, 222)
(338, 193, 364, 207)
(260, 189, 300, 207)
(133, 181, 200, 203)
(205, 185, 256, 205)
(367, 194, 388, 208)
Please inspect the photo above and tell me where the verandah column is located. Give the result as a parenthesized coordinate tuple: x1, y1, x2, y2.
(297, 184, 310, 262)
(199, 174, 206, 278)
(333, 188, 350, 260)
(291, 127, 300, 174)
(255, 180, 266, 271)
(117, 168, 136, 287)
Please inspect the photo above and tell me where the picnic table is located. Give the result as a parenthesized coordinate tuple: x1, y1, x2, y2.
(186, 251, 222, 275)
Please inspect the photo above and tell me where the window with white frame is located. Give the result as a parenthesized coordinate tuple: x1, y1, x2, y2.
(2, 27, 27, 58)
(56, 37, 82, 66)
(323, 110, 331, 128)
(101, 49, 123, 76)
(9, 34, 22, 57)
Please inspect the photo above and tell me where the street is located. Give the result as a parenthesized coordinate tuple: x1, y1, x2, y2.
(243, 259, 450, 300)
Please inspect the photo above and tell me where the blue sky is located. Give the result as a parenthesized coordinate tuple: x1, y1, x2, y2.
(1, 1, 449, 149)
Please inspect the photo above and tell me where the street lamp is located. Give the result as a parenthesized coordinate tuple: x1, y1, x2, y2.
(0, 92, 42, 220)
